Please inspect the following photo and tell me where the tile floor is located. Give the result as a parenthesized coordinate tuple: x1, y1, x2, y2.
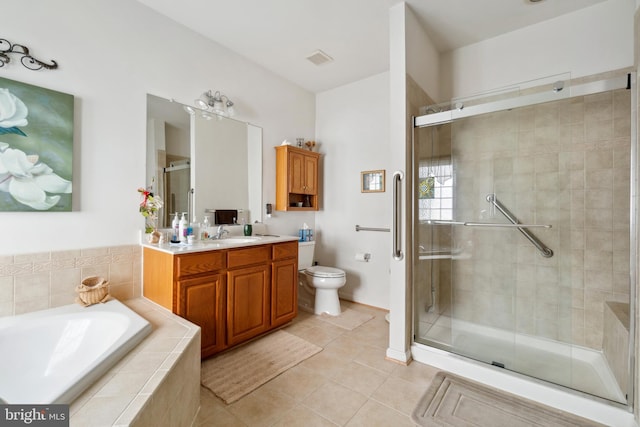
(196, 300, 439, 426)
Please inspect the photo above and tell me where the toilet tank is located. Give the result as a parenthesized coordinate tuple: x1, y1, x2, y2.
(298, 241, 315, 270)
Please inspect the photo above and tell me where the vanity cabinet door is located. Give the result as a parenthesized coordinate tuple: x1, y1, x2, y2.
(177, 273, 226, 357)
(226, 264, 270, 346)
(271, 241, 298, 327)
(271, 258, 297, 327)
(302, 153, 318, 195)
(289, 150, 306, 194)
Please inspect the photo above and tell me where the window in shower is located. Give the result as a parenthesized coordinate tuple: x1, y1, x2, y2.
(418, 159, 452, 221)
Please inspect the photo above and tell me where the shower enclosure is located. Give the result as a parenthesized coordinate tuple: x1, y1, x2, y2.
(412, 73, 635, 407)
(161, 160, 190, 227)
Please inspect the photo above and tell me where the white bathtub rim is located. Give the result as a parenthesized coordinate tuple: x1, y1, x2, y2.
(57, 301, 152, 404)
(0, 299, 152, 404)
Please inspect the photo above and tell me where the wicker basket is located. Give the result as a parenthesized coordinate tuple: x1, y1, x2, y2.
(75, 276, 110, 306)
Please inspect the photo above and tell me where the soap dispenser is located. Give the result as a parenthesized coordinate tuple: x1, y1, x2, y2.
(201, 216, 210, 239)
(178, 212, 188, 243)
(171, 213, 180, 242)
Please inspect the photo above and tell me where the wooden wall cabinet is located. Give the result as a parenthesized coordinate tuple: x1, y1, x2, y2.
(143, 241, 298, 358)
(275, 145, 320, 211)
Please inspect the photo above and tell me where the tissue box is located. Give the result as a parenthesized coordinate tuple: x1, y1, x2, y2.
(299, 229, 313, 242)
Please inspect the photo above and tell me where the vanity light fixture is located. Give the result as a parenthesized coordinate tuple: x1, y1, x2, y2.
(195, 90, 236, 117)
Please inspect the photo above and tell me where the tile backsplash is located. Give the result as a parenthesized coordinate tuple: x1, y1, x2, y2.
(0, 245, 141, 317)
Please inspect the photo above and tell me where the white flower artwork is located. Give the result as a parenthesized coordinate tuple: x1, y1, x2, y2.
(0, 88, 29, 134)
(0, 142, 72, 210)
(0, 77, 73, 211)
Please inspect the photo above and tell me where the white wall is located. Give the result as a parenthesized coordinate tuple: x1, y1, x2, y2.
(405, 4, 441, 103)
(440, 0, 634, 100)
(1, 0, 315, 255)
(315, 72, 391, 309)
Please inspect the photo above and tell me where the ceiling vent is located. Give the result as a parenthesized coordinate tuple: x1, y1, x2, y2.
(306, 49, 333, 66)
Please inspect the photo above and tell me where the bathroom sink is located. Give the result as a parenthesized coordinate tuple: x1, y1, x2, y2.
(219, 237, 262, 244)
(198, 241, 225, 248)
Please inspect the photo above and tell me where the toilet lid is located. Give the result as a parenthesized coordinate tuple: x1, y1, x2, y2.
(304, 266, 345, 278)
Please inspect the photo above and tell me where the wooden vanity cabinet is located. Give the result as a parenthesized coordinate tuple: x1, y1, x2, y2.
(143, 242, 298, 359)
(275, 145, 320, 211)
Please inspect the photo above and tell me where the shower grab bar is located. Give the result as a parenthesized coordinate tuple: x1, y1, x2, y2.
(355, 225, 390, 232)
(486, 193, 554, 258)
(392, 171, 404, 261)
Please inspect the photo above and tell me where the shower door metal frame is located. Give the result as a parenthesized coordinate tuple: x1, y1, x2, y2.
(411, 72, 637, 410)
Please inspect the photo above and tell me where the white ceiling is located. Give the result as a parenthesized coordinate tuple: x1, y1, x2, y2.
(137, 0, 608, 93)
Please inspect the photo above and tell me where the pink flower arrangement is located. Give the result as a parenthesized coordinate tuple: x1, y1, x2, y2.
(138, 187, 163, 233)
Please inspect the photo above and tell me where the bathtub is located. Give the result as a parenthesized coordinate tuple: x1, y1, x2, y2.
(0, 299, 151, 404)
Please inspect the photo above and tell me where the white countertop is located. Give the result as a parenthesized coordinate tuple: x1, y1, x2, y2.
(141, 233, 300, 255)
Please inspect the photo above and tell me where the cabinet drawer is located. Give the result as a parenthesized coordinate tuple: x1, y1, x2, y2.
(273, 241, 298, 260)
(227, 246, 271, 269)
(175, 251, 226, 278)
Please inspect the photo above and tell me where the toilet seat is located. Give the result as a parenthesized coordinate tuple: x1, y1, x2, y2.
(303, 266, 345, 278)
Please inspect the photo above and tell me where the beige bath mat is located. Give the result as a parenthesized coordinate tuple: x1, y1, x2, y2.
(201, 330, 322, 404)
(412, 371, 606, 426)
(318, 308, 373, 330)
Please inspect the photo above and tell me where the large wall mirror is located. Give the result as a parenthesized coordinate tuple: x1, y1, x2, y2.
(146, 94, 262, 228)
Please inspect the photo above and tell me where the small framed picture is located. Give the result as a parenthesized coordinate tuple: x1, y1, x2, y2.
(361, 170, 385, 193)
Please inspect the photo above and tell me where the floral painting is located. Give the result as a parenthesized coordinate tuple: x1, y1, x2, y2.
(0, 76, 73, 211)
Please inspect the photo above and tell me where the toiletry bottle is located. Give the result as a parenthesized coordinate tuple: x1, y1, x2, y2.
(179, 213, 188, 242)
(201, 216, 210, 239)
(171, 213, 180, 242)
(189, 216, 199, 241)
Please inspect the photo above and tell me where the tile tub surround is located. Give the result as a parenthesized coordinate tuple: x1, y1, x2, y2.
(0, 245, 142, 317)
(70, 297, 201, 427)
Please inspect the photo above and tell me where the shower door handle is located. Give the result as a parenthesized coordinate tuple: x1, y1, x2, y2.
(392, 171, 404, 261)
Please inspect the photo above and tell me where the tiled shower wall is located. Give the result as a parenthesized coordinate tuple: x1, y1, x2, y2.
(448, 85, 631, 350)
(0, 245, 142, 317)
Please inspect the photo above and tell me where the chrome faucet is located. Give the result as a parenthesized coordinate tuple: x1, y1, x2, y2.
(213, 225, 229, 239)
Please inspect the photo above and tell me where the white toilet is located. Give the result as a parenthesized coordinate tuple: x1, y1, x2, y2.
(298, 241, 346, 316)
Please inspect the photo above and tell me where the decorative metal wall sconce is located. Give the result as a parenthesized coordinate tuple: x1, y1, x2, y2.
(0, 38, 58, 71)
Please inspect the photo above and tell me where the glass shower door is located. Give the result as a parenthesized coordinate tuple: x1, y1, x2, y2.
(413, 75, 634, 405)
(413, 101, 573, 391)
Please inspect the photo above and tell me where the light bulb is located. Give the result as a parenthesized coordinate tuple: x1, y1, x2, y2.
(195, 98, 209, 109)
